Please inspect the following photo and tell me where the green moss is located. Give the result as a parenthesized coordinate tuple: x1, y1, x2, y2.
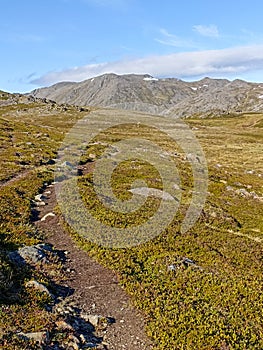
(1, 100, 263, 349)
(0, 99, 89, 346)
(60, 113, 263, 349)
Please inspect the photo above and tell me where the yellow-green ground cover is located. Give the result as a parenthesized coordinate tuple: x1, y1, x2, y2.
(62, 113, 263, 349)
(0, 96, 84, 348)
(0, 93, 262, 349)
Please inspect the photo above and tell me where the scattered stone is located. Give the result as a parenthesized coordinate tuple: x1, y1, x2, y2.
(55, 320, 74, 331)
(33, 193, 47, 206)
(69, 334, 80, 345)
(54, 299, 79, 317)
(79, 334, 86, 343)
(89, 153, 96, 160)
(220, 180, 228, 185)
(17, 331, 49, 344)
(182, 257, 196, 266)
(34, 194, 46, 202)
(25, 280, 54, 298)
(129, 187, 176, 201)
(80, 314, 111, 331)
(168, 257, 203, 274)
(61, 161, 74, 167)
(233, 182, 243, 187)
(34, 200, 46, 206)
(167, 264, 176, 272)
(66, 341, 80, 350)
(41, 212, 56, 221)
(46, 158, 56, 165)
(237, 188, 250, 197)
(101, 341, 110, 347)
(82, 314, 100, 328)
(235, 188, 263, 201)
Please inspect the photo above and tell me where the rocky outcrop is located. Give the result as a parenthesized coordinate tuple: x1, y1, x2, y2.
(5, 241, 115, 349)
(8, 243, 54, 266)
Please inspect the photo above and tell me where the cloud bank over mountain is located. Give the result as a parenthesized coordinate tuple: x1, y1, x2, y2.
(32, 45, 263, 86)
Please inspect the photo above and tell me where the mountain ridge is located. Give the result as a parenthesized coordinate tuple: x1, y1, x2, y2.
(29, 73, 263, 117)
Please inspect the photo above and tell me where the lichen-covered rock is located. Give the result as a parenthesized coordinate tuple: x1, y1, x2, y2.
(8, 243, 54, 266)
(17, 331, 49, 345)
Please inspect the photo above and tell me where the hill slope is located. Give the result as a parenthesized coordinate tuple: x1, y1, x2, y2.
(1, 89, 263, 348)
(30, 73, 263, 116)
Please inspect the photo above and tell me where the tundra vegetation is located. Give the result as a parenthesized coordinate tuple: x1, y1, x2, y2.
(0, 91, 262, 349)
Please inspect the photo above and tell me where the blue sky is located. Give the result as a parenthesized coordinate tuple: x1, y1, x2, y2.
(1, 0, 263, 92)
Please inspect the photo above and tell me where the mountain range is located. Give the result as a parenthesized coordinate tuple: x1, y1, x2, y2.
(30, 73, 263, 117)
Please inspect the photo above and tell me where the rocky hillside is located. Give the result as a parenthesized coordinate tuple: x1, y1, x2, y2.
(30, 73, 263, 117)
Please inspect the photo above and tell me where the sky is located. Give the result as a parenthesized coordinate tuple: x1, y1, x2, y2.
(1, 0, 263, 92)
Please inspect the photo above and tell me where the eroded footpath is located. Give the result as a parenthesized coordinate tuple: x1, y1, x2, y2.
(33, 181, 152, 350)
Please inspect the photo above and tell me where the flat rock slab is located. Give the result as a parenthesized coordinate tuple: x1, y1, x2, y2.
(129, 186, 176, 201)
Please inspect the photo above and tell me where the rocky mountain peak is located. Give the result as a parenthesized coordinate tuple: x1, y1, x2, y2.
(29, 73, 263, 117)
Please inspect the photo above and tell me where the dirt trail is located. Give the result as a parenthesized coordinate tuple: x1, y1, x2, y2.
(33, 183, 153, 350)
(0, 165, 47, 188)
(0, 170, 32, 188)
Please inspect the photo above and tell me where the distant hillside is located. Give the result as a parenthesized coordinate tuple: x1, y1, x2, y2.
(30, 73, 263, 117)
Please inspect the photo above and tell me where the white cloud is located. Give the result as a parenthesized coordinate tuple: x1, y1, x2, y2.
(31, 44, 263, 86)
(156, 28, 196, 48)
(193, 24, 219, 38)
